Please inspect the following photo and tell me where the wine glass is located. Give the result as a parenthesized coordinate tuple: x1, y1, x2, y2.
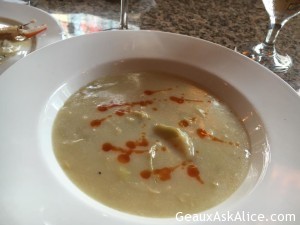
(120, 0, 129, 29)
(237, 0, 300, 73)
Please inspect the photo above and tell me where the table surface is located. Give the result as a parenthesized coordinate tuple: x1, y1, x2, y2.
(34, 0, 300, 93)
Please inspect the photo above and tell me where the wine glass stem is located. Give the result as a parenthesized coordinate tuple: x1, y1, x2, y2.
(120, 0, 129, 29)
(260, 17, 285, 55)
(264, 24, 281, 45)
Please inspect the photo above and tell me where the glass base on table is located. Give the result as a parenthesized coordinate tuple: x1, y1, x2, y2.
(236, 43, 293, 73)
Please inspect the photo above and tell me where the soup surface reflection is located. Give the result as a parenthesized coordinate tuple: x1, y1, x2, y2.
(52, 72, 250, 217)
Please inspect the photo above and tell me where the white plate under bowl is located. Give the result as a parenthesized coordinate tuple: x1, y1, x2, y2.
(0, 31, 299, 225)
(0, 1, 63, 74)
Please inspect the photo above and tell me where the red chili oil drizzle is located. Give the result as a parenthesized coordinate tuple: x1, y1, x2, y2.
(102, 140, 204, 184)
(179, 119, 189, 127)
(197, 128, 239, 146)
(169, 96, 185, 104)
(187, 164, 204, 184)
(140, 170, 152, 179)
(144, 88, 172, 96)
(169, 96, 203, 104)
(126, 136, 149, 149)
(140, 165, 179, 181)
(140, 162, 204, 184)
(101, 135, 149, 163)
(97, 100, 153, 112)
(102, 142, 148, 163)
(90, 115, 112, 127)
(115, 108, 130, 116)
(117, 154, 130, 163)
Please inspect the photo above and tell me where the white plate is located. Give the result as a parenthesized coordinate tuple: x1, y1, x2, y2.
(0, 31, 300, 225)
(0, 1, 63, 74)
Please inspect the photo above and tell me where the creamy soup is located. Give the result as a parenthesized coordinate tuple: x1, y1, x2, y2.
(52, 72, 250, 217)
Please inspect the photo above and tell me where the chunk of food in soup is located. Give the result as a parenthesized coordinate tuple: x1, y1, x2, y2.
(52, 72, 250, 217)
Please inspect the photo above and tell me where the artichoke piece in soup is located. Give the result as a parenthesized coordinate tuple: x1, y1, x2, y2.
(52, 72, 250, 217)
(153, 123, 195, 160)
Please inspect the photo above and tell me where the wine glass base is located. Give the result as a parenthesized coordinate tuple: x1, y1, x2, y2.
(236, 43, 293, 73)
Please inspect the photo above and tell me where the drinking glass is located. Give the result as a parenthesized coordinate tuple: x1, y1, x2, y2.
(238, 0, 300, 73)
(120, 0, 129, 29)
